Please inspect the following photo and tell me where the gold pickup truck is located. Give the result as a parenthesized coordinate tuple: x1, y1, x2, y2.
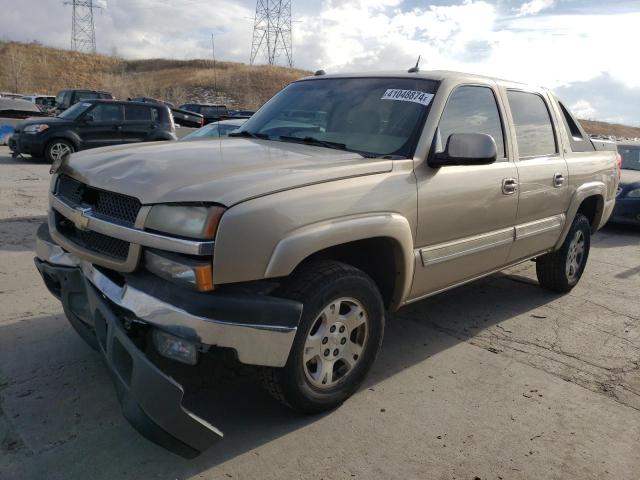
(34, 70, 619, 457)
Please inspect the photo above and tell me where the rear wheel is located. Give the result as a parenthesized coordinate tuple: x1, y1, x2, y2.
(45, 139, 75, 163)
(536, 213, 591, 293)
(261, 261, 385, 414)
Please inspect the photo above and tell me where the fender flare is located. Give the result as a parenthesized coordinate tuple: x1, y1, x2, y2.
(555, 181, 606, 249)
(265, 213, 415, 305)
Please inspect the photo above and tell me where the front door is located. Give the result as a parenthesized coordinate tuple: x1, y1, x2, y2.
(77, 103, 124, 149)
(503, 89, 570, 263)
(411, 85, 519, 299)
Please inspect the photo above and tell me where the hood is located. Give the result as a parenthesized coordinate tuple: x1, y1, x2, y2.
(61, 138, 394, 206)
(620, 168, 640, 186)
(16, 116, 72, 129)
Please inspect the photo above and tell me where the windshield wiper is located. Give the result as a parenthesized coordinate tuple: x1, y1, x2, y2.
(229, 130, 270, 140)
(279, 135, 347, 151)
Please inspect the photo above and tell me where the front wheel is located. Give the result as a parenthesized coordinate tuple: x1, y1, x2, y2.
(45, 139, 75, 163)
(261, 261, 385, 414)
(536, 213, 591, 293)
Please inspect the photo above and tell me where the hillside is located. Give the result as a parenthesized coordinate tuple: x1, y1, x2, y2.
(579, 119, 640, 140)
(0, 41, 310, 109)
(2, 41, 640, 138)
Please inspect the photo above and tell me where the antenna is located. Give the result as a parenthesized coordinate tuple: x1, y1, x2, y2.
(250, 0, 293, 67)
(64, 0, 101, 54)
(408, 55, 421, 73)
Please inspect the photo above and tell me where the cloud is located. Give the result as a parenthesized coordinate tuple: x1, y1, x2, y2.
(515, 0, 555, 17)
(570, 100, 596, 119)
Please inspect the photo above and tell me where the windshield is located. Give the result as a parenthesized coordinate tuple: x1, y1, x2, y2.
(618, 146, 640, 171)
(57, 102, 93, 120)
(239, 77, 439, 157)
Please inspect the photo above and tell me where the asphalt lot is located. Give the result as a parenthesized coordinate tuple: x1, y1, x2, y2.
(0, 145, 639, 480)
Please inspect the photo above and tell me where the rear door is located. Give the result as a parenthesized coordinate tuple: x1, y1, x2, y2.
(411, 84, 519, 298)
(77, 103, 124, 148)
(122, 104, 157, 143)
(502, 88, 570, 262)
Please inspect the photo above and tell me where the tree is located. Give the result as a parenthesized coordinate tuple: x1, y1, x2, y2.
(4, 44, 29, 93)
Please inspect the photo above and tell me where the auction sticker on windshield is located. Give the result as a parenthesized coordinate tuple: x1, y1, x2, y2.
(381, 89, 434, 106)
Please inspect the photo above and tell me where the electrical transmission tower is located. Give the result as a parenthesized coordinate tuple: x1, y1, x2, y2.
(250, 0, 293, 67)
(64, 0, 101, 53)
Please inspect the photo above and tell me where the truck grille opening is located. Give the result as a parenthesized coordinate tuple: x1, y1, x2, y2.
(56, 175, 141, 226)
(56, 211, 130, 261)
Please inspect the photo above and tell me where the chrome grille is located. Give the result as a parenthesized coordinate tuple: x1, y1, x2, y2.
(56, 176, 141, 226)
(55, 211, 130, 261)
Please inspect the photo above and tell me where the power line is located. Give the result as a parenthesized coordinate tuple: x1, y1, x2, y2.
(63, 0, 101, 54)
(250, 0, 293, 67)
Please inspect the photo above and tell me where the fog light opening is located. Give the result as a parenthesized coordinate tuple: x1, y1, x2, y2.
(152, 329, 199, 365)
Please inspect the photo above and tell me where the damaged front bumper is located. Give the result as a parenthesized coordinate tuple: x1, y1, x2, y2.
(34, 223, 303, 457)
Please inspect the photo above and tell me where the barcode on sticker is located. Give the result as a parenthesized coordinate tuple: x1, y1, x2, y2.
(381, 89, 434, 106)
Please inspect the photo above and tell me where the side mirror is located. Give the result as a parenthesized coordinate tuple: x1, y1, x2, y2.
(83, 114, 94, 123)
(430, 133, 497, 167)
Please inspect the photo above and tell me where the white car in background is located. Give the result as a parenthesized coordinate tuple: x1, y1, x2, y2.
(180, 118, 246, 141)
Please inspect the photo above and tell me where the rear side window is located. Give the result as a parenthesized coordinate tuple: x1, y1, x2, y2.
(507, 90, 557, 158)
(201, 106, 227, 117)
(124, 104, 152, 121)
(558, 101, 594, 153)
(181, 104, 199, 113)
(76, 91, 100, 102)
(437, 85, 505, 159)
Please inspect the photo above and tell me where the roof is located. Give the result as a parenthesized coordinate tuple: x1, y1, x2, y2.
(298, 69, 529, 87)
(0, 98, 40, 112)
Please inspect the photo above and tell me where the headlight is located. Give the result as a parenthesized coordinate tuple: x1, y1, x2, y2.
(145, 249, 214, 291)
(145, 205, 225, 239)
(23, 124, 49, 134)
(626, 188, 640, 198)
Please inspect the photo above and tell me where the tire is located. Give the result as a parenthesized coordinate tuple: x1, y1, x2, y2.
(536, 213, 591, 293)
(45, 139, 75, 163)
(261, 260, 385, 414)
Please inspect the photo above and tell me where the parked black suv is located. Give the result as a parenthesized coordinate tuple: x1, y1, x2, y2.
(55, 89, 114, 114)
(9, 100, 177, 162)
(178, 103, 229, 124)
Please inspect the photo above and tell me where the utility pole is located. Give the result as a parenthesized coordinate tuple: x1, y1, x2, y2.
(250, 0, 293, 67)
(64, 0, 101, 54)
(211, 34, 218, 97)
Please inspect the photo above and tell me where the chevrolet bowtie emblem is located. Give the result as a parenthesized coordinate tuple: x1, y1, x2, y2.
(70, 207, 92, 231)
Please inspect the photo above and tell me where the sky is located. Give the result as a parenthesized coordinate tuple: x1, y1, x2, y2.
(1, 0, 640, 124)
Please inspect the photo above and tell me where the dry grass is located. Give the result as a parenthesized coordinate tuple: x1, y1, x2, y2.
(0, 41, 309, 109)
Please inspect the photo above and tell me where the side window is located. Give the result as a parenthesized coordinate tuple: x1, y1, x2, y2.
(124, 104, 152, 121)
(558, 101, 594, 153)
(507, 90, 557, 158)
(438, 86, 506, 159)
(76, 91, 99, 102)
(89, 104, 123, 122)
(150, 107, 161, 122)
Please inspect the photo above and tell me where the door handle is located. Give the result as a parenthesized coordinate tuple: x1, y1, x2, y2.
(502, 177, 518, 195)
(553, 172, 565, 187)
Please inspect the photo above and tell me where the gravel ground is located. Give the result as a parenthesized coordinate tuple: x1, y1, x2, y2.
(0, 146, 639, 480)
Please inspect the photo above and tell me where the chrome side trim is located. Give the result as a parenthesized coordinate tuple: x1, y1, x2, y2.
(514, 214, 565, 241)
(420, 227, 514, 266)
(403, 252, 546, 306)
(50, 193, 215, 256)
